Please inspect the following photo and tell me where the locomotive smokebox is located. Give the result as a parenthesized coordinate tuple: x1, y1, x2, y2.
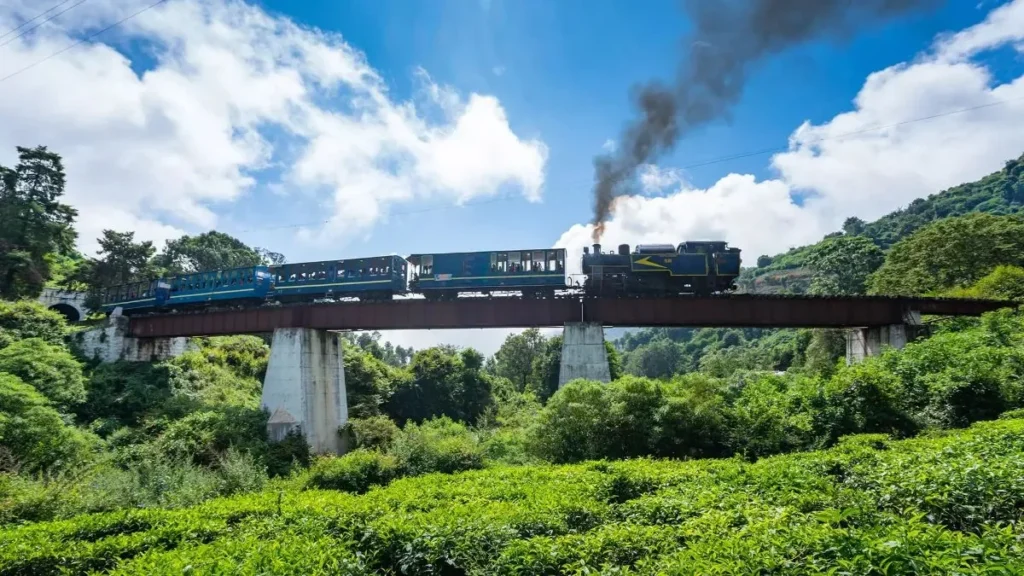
(618, 244, 630, 256)
(593, 243, 601, 254)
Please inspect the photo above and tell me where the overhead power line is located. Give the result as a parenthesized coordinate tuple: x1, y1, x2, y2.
(0, 0, 167, 84)
(242, 92, 1024, 233)
(0, 0, 89, 50)
(0, 0, 75, 41)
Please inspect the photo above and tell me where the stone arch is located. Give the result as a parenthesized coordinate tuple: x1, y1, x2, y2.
(49, 303, 81, 323)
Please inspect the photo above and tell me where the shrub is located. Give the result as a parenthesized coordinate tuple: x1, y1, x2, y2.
(0, 373, 96, 473)
(823, 359, 915, 440)
(392, 417, 485, 475)
(306, 449, 400, 493)
(0, 300, 67, 349)
(529, 379, 611, 463)
(78, 361, 173, 426)
(346, 415, 399, 451)
(0, 337, 85, 410)
(154, 407, 268, 467)
(266, 429, 311, 478)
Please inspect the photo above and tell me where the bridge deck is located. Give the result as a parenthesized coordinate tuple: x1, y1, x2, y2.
(126, 295, 1016, 338)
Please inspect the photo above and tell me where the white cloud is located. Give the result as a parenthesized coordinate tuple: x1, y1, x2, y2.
(602, 139, 617, 152)
(0, 0, 546, 253)
(557, 0, 1024, 266)
(638, 164, 687, 195)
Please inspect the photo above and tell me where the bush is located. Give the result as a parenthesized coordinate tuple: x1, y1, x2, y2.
(195, 336, 270, 381)
(529, 379, 611, 463)
(306, 449, 400, 493)
(154, 407, 268, 467)
(392, 417, 485, 476)
(346, 415, 399, 451)
(0, 373, 96, 473)
(0, 337, 85, 410)
(266, 429, 311, 478)
(823, 359, 915, 441)
(0, 300, 67, 349)
(78, 361, 173, 426)
(5, 419, 1024, 574)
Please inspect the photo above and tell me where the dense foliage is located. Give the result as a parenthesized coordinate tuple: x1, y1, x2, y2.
(869, 213, 1024, 295)
(739, 152, 1024, 294)
(2, 417, 1023, 574)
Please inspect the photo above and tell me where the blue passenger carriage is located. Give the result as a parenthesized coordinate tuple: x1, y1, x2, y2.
(269, 255, 407, 302)
(408, 248, 566, 300)
(165, 265, 273, 309)
(99, 279, 170, 315)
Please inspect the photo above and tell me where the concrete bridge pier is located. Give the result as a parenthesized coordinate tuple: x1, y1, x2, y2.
(260, 328, 349, 454)
(846, 310, 923, 364)
(558, 322, 611, 388)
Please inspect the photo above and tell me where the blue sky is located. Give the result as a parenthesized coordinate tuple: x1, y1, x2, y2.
(1, 0, 1023, 352)
(222, 0, 1020, 259)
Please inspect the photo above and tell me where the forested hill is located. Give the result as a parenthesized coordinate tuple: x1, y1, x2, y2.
(740, 152, 1024, 294)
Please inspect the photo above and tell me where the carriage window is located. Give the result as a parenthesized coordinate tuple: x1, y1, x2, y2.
(490, 253, 497, 272)
(496, 252, 508, 273)
(533, 251, 546, 272)
(422, 255, 433, 275)
(509, 251, 521, 273)
(548, 251, 558, 272)
(557, 251, 564, 271)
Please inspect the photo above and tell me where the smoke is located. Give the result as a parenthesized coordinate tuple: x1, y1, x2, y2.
(591, 0, 937, 242)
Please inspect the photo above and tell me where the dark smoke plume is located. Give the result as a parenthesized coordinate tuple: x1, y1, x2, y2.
(591, 0, 936, 242)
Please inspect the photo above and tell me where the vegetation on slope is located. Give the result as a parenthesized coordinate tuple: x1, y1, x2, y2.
(740, 152, 1024, 294)
(2, 417, 1023, 574)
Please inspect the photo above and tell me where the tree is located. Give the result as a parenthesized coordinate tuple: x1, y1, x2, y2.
(386, 346, 494, 424)
(529, 336, 563, 402)
(76, 230, 158, 308)
(756, 255, 773, 268)
(842, 216, 867, 236)
(154, 231, 265, 274)
(491, 328, 547, 393)
(0, 146, 77, 299)
(624, 339, 679, 379)
(804, 235, 884, 295)
(869, 213, 1024, 296)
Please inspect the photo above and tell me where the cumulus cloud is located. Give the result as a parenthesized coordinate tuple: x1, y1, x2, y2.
(556, 0, 1024, 266)
(638, 164, 687, 195)
(0, 0, 546, 253)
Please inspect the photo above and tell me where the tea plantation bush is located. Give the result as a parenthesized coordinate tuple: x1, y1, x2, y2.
(3, 417, 1022, 574)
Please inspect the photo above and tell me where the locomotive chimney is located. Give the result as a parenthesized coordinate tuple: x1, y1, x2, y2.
(593, 243, 601, 254)
(583, 246, 590, 254)
(618, 244, 630, 256)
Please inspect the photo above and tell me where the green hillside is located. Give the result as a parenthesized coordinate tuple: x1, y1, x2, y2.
(740, 152, 1024, 294)
(4, 417, 1023, 574)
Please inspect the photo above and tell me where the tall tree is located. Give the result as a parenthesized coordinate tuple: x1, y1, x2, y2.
(154, 231, 265, 274)
(0, 146, 77, 299)
(804, 235, 884, 295)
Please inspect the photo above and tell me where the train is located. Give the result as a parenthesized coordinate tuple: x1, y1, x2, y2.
(98, 242, 741, 315)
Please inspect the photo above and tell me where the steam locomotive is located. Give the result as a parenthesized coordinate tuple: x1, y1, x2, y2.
(582, 241, 741, 297)
(97, 242, 741, 315)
